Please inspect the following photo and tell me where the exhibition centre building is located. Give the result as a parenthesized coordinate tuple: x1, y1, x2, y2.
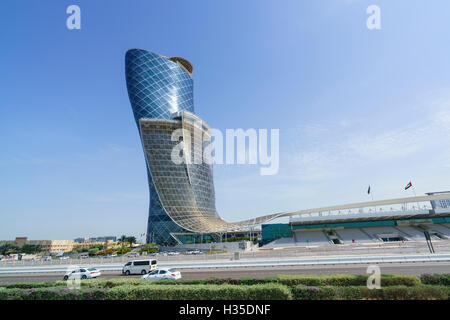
(125, 49, 450, 247)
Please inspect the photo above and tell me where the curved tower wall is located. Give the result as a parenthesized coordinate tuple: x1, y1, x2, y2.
(125, 49, 194, 122)
(139, 112, 229, 233)
(125, 49, 194, 245)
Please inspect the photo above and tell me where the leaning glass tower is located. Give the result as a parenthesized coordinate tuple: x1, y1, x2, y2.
(125, 49, 195, 245)
(125, 49, 280, 246)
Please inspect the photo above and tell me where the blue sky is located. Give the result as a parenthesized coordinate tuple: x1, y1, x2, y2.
(1, 0, 450, 241)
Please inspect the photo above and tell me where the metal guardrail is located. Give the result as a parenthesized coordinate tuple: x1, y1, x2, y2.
(1, 253, 450, 274)
(2, 241, 449, 268)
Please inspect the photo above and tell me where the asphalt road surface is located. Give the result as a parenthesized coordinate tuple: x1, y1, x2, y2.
(0, 262, 449, 284)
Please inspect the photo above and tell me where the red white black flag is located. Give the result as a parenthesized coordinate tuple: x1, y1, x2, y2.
(405, 181, 412, 190)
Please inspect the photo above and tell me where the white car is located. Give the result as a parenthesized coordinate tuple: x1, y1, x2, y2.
(122, 259, 157, 275)
(141, 268, 181, 281)
(126, 252, 139, 257)
(63, 267, 101, 280)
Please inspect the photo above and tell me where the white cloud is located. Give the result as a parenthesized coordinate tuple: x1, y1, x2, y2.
(284, 97, 450, 182)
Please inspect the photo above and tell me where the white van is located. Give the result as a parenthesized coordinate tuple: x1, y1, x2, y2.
(122, 259, 157, 275)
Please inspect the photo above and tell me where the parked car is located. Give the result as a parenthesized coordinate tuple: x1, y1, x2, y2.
(126, 252, 140, 257)
(59, 256, 69, 260)
(141, 268, 181, 281)
(63, 267, 101, 280)
(187, 250, 202, 255)
(122, 259, 157, 275)
(43, 256, 52, 261)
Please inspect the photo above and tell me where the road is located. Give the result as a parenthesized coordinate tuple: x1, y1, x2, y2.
(0, 262, 448, 284)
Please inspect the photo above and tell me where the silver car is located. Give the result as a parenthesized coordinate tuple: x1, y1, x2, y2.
(141, 268, 181, 281)
(63, 267, 101, 280)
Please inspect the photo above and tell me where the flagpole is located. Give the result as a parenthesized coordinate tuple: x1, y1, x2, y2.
(410, 179, 421, 210)
(410, 179, 417, 197)
(372, 189, 376, 212)
(368, 185, 375, 212)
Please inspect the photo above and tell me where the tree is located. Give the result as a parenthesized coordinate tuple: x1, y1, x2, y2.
(118, 235, 128, 248)
(116, 247, 131, 255)
(138, 243, 159, 255)
(88, 248, 99, 256)
(126, 236, 137, 248)
(119, 235, 127, 249)
(0, 244, 19, 255)
(21, 244, 42, 254)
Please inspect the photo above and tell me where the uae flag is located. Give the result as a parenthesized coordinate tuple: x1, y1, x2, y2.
(367, 185, 371, 194)
(405, 181, 412, 190)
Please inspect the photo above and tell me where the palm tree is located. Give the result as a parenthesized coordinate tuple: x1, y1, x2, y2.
(118, 235, 127, 248)
(126, 236, 137, 248)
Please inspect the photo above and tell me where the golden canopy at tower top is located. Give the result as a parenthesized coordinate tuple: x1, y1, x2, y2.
(169, 57, 194, 75)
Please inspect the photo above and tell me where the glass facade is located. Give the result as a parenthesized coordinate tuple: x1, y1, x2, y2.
(139, 113, 232, 235)
(261, 224, 293, 245)
(125, 49, 195, 245)
(125, 49, 194, 123)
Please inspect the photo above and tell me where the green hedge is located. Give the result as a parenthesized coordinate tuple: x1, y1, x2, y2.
(1, 284, 448, 300)
(278, 274, 421, 287)
(0, 284, 292, 300)
(79, 274, 420, 288)
(3, 281, 66, 289)
(360, 286, 449, 300)
(0, 287, 108, 300)
(2, 274, 422, 292)
(420, 274, 450, 286)
(153, 277, 279, 286)
(107, 283, 291, 300)
(79, 277, 279, 288)
(293, 285, 449, 300)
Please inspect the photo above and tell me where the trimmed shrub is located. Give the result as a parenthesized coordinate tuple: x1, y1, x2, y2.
(420, 274, 450, 286)
(278, 274, 421, 287)
(238, 277, 278, 286)
(0, 288, 24, 300)
(406, 286, 448, 300)
(191, 277, 278, 286)
(4, 281, 66, 289)
(293, 285, 448, 300)
(340, 286, 363, 300)
(246, 283, 292, 300)
(380, 274, 421, 287)
(293, 286, 363, 300)
(79, 277, 279, 288)
(360, 286, 448, 300)
(0, 283, 291, 300)
(81, 278, 144, 288)
(0, 287, 107, 300)
(294, 286, 339, 300)
(0, 287, 109, 300)
(107, 283, 291, 300)
(1, 283, 447, 300)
